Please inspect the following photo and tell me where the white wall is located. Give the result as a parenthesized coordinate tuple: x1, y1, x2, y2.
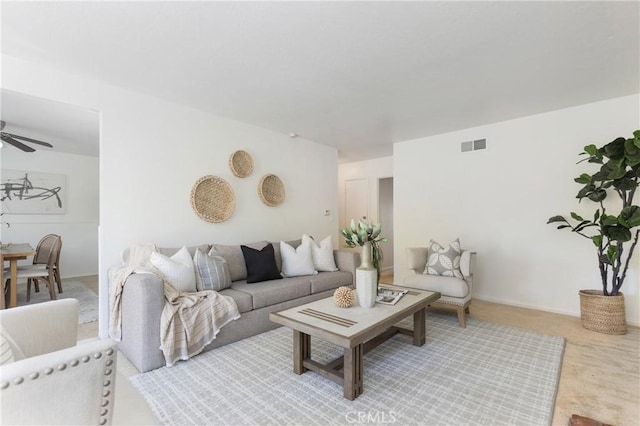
(1, 149, 99, 278)
(394, 94, 640, 325)
(2, 55, 339, 338)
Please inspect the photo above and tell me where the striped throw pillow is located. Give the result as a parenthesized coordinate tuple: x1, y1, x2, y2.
(194, 249, 232, 292)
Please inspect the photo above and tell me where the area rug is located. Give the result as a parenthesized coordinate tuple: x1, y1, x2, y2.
(130, 311, 565, 425)
(16, 280, 99, 324)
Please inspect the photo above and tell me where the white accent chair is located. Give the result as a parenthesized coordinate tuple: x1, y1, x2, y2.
(403, 247, 476, 327)
(0, 299, 117, 425)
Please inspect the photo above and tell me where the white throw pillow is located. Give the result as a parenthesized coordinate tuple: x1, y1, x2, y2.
(303, 234, 338, 272)
(280, 239, 317, 277)
(150, 246, 197, 292)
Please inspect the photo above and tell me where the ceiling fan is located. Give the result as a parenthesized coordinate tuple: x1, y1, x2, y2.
(0, 120, 54, 152)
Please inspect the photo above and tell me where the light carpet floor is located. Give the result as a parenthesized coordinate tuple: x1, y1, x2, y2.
(16, 279, 99, 324)
(131, 311, 565, 425)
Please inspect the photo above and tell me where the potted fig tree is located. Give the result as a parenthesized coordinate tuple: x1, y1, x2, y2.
(548, 130, 640, 334)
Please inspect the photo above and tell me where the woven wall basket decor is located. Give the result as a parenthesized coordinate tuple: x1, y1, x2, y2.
(191, 175, 235, 223)
(258, 174, 285, 207)
(229, 150, 254, 178)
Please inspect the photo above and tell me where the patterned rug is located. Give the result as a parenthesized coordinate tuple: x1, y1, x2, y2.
(16, 280, 99, 324)
(131, 311, 565, 425)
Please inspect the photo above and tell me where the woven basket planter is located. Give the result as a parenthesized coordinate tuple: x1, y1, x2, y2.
(579, 290, 627, 335)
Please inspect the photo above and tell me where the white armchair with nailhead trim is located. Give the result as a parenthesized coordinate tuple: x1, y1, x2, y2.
(0, 299, 117, 425)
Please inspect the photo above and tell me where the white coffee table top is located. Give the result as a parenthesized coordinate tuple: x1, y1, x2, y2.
(270, 287, 440, 348)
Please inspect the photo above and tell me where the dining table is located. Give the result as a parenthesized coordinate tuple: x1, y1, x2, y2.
(1, 243, 36, 309)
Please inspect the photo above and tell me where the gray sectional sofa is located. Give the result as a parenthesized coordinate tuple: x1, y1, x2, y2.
(117, 241, 359, 372)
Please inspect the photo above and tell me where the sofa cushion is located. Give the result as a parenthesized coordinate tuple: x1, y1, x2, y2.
(308, 271, 353, 294)
(232, 277, 311, 310)
(193, 249, 232, 292)
(218, 288, 253, 314)
(150, 246, 197, 292)
(280, 240, 317, 277)
(425, 239, 464, 279)
(241, 244, 281, 283)
(210, 241, 268, 281)
(303, 234, 338, 272)
(403, 274, 469, 298)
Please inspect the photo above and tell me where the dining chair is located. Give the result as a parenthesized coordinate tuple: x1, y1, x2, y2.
(20, 234, 63, 296)
(4, 235, 61, 302)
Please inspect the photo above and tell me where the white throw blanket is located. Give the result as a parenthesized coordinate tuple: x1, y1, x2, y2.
(109, 244, 240, 366)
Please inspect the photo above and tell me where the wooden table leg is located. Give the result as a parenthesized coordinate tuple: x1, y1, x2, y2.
(293, 330, 310, 374)
(344, 344, 363, 400)
(413, 306, 426, 346)
(9, 260, 18, 308)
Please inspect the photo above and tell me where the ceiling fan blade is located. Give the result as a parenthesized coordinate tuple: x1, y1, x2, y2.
(1, 134, 36, 152)
(2, 132, 53, 148)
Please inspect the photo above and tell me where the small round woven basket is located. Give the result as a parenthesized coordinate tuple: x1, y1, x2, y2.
(579, 290, 627, 335)
(258, 174, 285, 207)
(191, 175, 235, 223)
(229, 150, 254, 178)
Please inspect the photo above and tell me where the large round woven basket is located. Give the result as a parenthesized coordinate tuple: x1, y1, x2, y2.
(190, 175, 235, 223)
(258, 174, 285, 207)
(579, 290, 627, 335)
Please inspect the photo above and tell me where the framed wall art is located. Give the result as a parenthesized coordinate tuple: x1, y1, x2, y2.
(1, 169, 67, 214)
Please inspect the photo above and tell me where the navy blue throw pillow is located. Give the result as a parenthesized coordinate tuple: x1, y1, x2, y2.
(241, 244, 281, 283)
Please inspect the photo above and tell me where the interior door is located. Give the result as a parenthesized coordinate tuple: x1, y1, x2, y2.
(345, 178, 368, 226)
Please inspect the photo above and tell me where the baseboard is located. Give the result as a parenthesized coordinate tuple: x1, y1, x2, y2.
(473, 295, 640, 327)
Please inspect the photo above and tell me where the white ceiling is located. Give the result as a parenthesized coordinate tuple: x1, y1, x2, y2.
(1, 1, 638, 162)
(0, 89, 100, 157)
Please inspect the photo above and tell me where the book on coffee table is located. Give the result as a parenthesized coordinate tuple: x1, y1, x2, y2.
(376, 287, 408, 305)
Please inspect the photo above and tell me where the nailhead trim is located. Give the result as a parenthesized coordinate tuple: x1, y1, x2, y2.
(1, 345, 117, 425)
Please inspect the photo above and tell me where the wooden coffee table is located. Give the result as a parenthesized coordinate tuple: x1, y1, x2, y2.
(269, 286, 440, 400)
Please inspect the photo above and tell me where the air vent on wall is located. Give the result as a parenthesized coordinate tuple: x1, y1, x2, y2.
(461, 139, 487, 152)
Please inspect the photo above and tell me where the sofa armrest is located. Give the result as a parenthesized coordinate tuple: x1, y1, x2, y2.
(461, 251, 476, 277)
(0, 299, 78, 359)
(406, 247, 428, 274)
(334, 250, 360, 285)
(118, 273, 166, 372)
(0, 338, 117, 425)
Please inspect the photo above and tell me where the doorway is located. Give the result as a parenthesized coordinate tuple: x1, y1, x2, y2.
(378, 177, 393, 274)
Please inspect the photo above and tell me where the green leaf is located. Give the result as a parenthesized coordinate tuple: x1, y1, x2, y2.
(547, 215, 567, 224)
(599, 254, 612, 265)
(604, 225, 632, 242)
(620, 205, 640, 228)
(371, 223, 382, 239)
(634, 130, 640, 147)
(592, 235, 602, 247)
(557, 225, 571, 230)
(584, 144, 598, 156)
(604, 137, 626, 158)
(570, 212, 584, 221)
(601, 215, 618, 226)
(594, 209, 600, 221)
(613, 178, 638, 191)
(350, 219, 356, 232)
(607, 245, 618, 262)
(587, 189, 607, 202)
(574, 174, 592, 184)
